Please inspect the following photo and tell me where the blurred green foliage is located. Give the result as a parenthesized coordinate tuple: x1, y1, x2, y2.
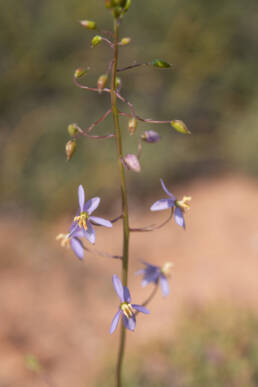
(97, 306, 258, 387)
(1, 0, 258, 216)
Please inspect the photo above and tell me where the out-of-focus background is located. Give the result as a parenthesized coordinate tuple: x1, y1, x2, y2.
(1, 0, 258, 386)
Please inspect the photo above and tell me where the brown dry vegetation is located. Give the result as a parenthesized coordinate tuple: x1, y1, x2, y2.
(1, 174, 258, 387)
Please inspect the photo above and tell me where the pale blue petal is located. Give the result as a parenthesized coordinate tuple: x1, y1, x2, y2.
(160, 179, 176, 200)
(83, 222, 96, 244)
(84, 197, 100, 215)
(150, 198, 175, 211)
(70, 237, 84, 260)
(110, 309, 121, 334)
(122, 315, 136, 331)
(174, 207, 185, 228)
(123, 286, 131, 303)
(112, 275, 124, 302)
(132, 304, 150, 314)
(78, 185, 85, 213)
(160, 274, 170, 297)
(89, 216, 112, 228)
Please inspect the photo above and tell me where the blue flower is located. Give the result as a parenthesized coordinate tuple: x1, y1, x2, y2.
(110, 275, 150, 334)
(136, 261, 173, 297)
(70, 185, 112, 244)
(150, 179, 191, 228)
(56, 228, 85, 260)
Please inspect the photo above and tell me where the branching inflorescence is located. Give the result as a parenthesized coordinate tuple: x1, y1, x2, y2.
(57, 1, 192, 386)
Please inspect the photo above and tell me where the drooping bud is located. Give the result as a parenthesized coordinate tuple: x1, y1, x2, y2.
(65, 139, 77, 161)
(67, 123, 78, 137)
(120, 37, 131, 46)
(80, 20, 96, 30)
(141, 130, 161, 143)
(151, 59, 171, 68)
(123, 154, 141, 173)
(74, 67, 87, 79)
(170, 120, 191, 135)
(91, 35, 102, 48)
(97, 74, 108, 93)
(128, 117, 137, 135)
(115, 77, 122, 89)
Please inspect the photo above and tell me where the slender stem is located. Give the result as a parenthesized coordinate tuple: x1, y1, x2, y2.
(110, 18, 130, 387)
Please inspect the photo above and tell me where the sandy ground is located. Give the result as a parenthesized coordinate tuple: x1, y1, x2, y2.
(1, 174, 258, 387)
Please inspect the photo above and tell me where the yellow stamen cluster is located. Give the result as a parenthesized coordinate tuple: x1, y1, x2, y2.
(56, 233, 70, 248)
(74, 211, 88, 230)
(176, 196, 192, 211)
(161, 261, 174, 276)
(120, 302, 135, 318)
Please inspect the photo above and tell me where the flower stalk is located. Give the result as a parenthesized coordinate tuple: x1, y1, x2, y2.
(110, 18, 130, 387)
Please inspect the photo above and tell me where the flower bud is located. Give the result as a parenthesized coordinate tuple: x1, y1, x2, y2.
(97, 74, 108, 93)
(67, 123, 78, 137)
(74, 67, 87, 79)
(105, 0, 115, 8)
(151, 59, 171, 68)
(128, 117, 137, 135)
(113, 7, 122, 18)
(141, 130, 160, 143)
(65, 139, 77, 161)
(170, 120, 191, 135)
(120, 37, 131, 46)
(91, 35, 102, 47)
(115, 77, 121, 89)
(80, 20, 96, 30)
(123, 154, 141, 173)
(114, 0, 127, 6)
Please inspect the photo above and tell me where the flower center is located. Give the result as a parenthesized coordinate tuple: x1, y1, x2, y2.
(161, 261, 174, 276)
(120, 302, 135, 319)
(74, 211, 89, 230)
(56, 233, 70, 248)
(175, 196, 191, 212)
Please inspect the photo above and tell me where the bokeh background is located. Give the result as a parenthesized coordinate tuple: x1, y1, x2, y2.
(1, 0, 258, 386)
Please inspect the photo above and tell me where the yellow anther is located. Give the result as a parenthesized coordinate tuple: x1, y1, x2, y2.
(74, 212, 88, 230)
(176, 196, 191, 211)
(56, 233, 70, 248)
(161, 261, 174, 276)
(120, 303, 135, 318)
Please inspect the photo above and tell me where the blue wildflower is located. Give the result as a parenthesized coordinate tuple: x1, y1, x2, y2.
(150, 179, 191, 228)
(110, 275, 150, 334)
(70, 185, 112, 244)
(137, 261, 173, 297)
(56, 229, 85, 260)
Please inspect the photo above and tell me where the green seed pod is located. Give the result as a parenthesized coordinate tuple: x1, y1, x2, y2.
(123, 0, 131, 12)
(97, 74, 108, 93)
(170, 120, 191, 135)
(115, 77, 121, 89)
(113, 6, 122, 18)
(65, 139, 77, 161)
(80, 20, 96, 30)
(67, 123, 78, 137)
(114, 0, 127, 6)
(91, 35, 102, 48)
(128, 117, 137, 135)
(74, 68, 87, 79)
(151, 59, 171, 68)
(120, 37, 131, 46)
